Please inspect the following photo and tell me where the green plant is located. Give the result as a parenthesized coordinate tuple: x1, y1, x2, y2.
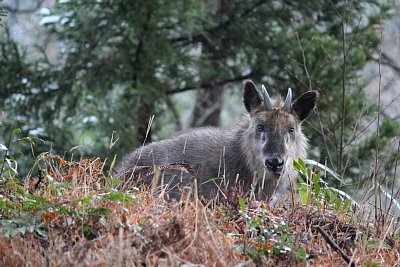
(293, 158, 352, 212)
(0, 119, 43, 181)
(363, 262, 380, 267)
(1, 212, 47, 239)
(237, 196, 307, 263)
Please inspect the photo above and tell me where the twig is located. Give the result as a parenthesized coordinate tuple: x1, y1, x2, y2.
(388, 138, 400, 212)
(315, 225, 355, 267)
(378, 217, 394, 253)
(339, 17, 347, 174)
(170, 0, 266, 46)
(291, 20, 312, 91)
(202, 203, 226, 265)
(166, 73, 252, 95)
(34, 169, 44, 190)
(379, 52, 400, 74)
(373, 18, 384, 221)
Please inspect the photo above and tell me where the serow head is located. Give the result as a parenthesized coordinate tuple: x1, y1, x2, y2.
(242, 79, 318, 177)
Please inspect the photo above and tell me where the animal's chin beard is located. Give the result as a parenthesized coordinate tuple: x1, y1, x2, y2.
(272, 172, 282, 178)
(264, 168, 282, 178)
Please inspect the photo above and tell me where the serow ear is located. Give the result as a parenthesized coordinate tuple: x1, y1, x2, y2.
(243, 80, 262, 113)
(292, 90, 319, 121)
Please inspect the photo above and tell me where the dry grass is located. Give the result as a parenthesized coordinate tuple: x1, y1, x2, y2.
(0, 154, 399, 266)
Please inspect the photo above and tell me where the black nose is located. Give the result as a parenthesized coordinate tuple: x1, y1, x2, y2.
(265, 157, 284, 173)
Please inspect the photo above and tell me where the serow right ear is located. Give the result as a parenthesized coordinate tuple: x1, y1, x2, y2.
(292, 90, 319, 122)
(243, 80, 262, 113)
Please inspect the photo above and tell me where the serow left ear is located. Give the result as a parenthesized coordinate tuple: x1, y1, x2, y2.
(292, 91, 319, 122)
(243, 79, 262, 113)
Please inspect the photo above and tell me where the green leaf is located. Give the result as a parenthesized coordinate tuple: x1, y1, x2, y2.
(313, 173, 321, 184)
(313, 184, 320, 199)
(12, 128, 22, 134)
(16, 184, 26, 196)
(24, 194, 52, 210)
(4, 166, 17, 175)
(107, 177, 122, 186)
(307, 168, 311, 180)
(297, 175, 306, 186)
(343, 199, 351, 211)
(36, 152, 49, 161)
(299, 190, 308, 205)
(293, 158, 307, 173)
(35, 228, 48, 238)
(83, 225, 92, 238)
(21, 137, 35, 145)
(296, 247, 306, 260)
(81, 196, 93, 209)
(86, 207, 112, 217)
(305, 159, 345, 183)
(18, 226, 27, 235)
(313, 173, 321, 198)
(298, 158, 306, 168)
(104, 190, 137, 203)
(238, 196, 246, 213)
(292, 160, 301, 171)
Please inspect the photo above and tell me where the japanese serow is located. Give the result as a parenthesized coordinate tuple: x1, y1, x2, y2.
(115, 80, 318, 204)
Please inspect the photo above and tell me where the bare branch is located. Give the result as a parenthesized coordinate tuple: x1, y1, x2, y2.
(315, 225, 355, 267)
(170, 0, 266, 46)
(166, 72, 252, 95)
(380, 52, 400, 74)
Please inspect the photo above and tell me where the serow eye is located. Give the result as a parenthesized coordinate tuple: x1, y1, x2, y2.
(257, 125, 264, 132)
(289, 127, 295, 134)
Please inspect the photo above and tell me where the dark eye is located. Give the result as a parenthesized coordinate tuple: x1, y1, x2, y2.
(257, 125, 264, 132)
(289, 127, 295, 134)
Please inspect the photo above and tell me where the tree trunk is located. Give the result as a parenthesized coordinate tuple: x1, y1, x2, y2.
(191, 87, 224, 127)
(136, 99, 153, 144)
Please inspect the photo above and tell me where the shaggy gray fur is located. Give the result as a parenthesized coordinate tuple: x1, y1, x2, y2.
(115, 80, 318, 203)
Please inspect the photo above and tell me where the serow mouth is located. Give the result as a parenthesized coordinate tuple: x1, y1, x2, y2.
(272, 171, 282, 177)
(265, 169, 282, 178)
(265, 157, 284, 176)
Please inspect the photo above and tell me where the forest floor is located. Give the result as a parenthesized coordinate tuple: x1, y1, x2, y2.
(0, 154, 399, 266)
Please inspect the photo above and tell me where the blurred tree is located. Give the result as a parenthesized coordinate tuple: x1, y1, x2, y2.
(0, 2, 6, 26)
(0, 0, 398, 184)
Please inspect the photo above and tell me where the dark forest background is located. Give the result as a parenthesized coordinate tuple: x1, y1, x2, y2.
(1, 0, 399, 193)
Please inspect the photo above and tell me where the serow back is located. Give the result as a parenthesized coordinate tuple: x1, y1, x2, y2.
(115, 80, 318, 204)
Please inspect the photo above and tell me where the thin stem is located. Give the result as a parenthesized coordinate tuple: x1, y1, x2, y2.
(0, 121, 16, 176)
(338, 18, 347, 175)
(374, 18, 383, 220)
